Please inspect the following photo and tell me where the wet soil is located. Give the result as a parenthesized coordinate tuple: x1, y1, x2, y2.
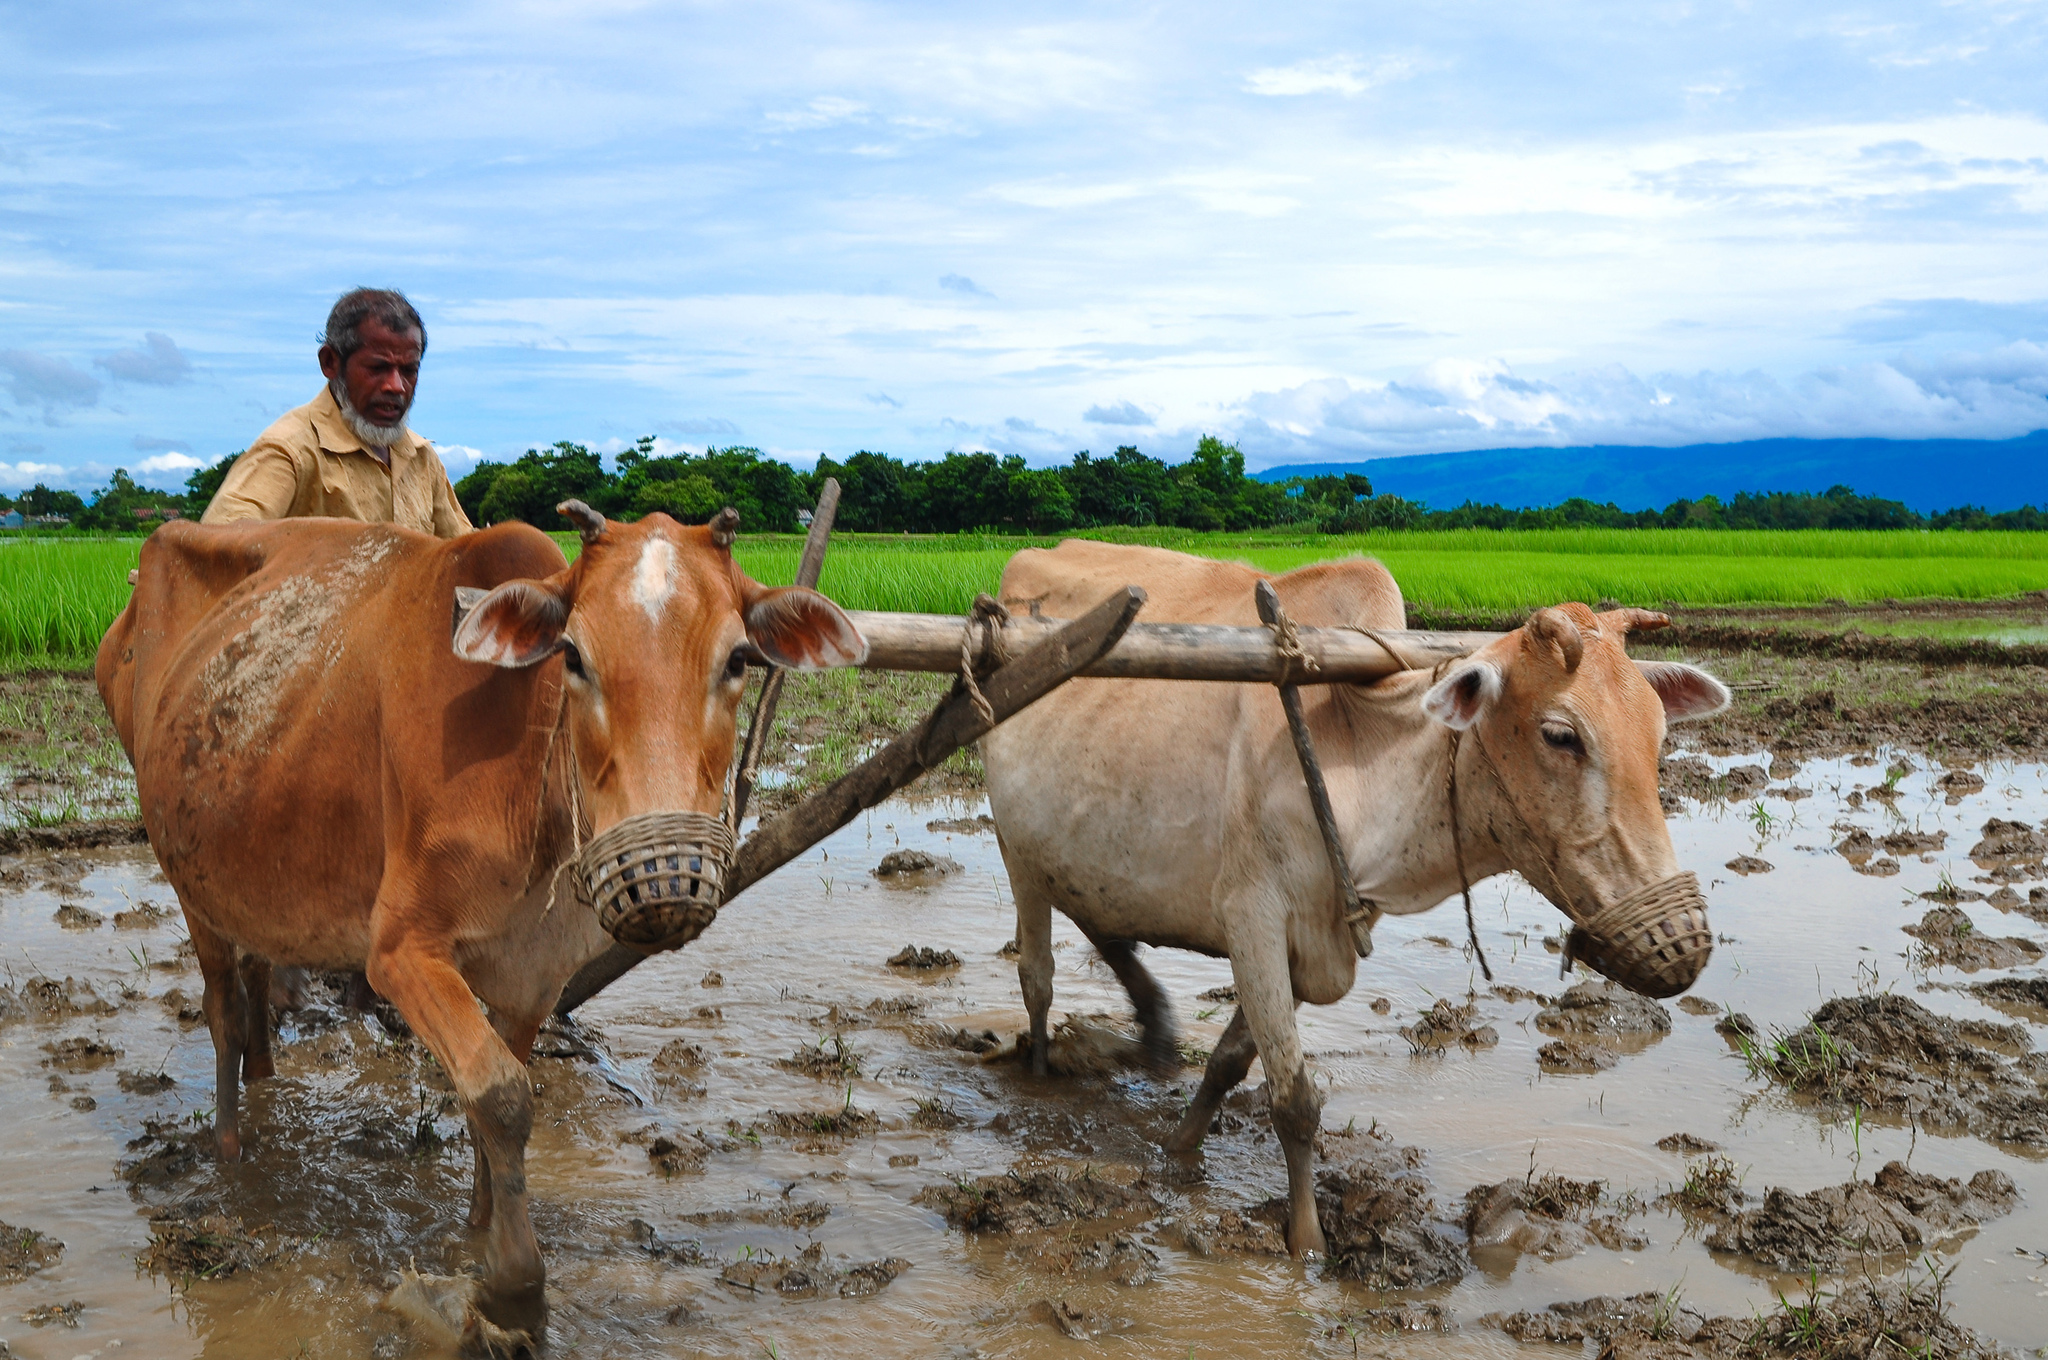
(3, 752, 2048, 1357)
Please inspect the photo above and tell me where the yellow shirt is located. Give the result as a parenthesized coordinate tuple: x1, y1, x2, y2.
(202, 386, 473, 538)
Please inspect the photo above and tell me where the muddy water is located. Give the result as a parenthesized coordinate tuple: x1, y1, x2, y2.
(2, 753, 2046, 1358)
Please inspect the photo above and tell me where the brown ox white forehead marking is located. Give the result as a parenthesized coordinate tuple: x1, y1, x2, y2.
(631, 537, 678, 624)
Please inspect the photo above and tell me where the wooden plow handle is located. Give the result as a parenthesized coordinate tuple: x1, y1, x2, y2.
(553, 583, 1149, 1016)
(846, 611, 1501, 686)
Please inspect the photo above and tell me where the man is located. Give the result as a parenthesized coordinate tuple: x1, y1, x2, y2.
(203, 288, 472, 537)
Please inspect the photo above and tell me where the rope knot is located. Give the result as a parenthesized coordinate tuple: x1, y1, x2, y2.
(1264, 608, 1320, 677)
(959, 593, 1012, 727)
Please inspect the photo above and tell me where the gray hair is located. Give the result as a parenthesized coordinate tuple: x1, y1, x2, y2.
(321, 288, 427, 364)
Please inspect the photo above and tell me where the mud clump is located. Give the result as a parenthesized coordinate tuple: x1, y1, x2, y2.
(1882, 829, 1947, 855)
(1834, 830, 1904, 877)
(53, 902, 105, 929)
(1656, 1132, 1719, 1154)
(1401, 997, 1498, 1050)
(1539, 1040, 1618, 1073)
(1465, 1174, 1644, 1258)
(113, 902, 171, 929)
(764, 1105, 879, 1141)
(7, 975, 117, 1021)
(1969, 976, 2048, 1018)
(117, 1069, 176, 1094)
(886, 945, 959, 970)
(1308, 1139, 1469, 1288)
(1674, 997, 1721, 1016)
(1157, 1207, 1288, 1258)
(651, 1038, 707, 1072)
(41, 1036, 121, 1071)
(717, 1242, 911, 1299)
(780, 1034, 863, 1081)
(907, 1022, 1002, 1056)
(1536, 981, 1673, 1039)
(0, 1219, 64, 1284)
(873, 849, 963, 883)
(627, 1218, 705, 1264)
(1656, 1155, 1746, 1219)
(1902, 905, 2042, 970)
(19, 1300, 84, 1328)
(987, 1013, 1148, 1076)
(1485, 1291, 1702, 1346)
(1706, 1161, 2015, 1271)
(1742, 994, 2048, 1146)
(1971, 817, 2047, 869)
(119, 1119, 209, 1185)
(927, 814, 995, 835)
(647, 1135, 706, 1177)
(138, 1205, 282, 1284)
(917, 1169, 1158, 1235)
(1724, 855, 1772, 875)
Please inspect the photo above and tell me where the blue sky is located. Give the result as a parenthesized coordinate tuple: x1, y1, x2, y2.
(3, 1, 2046, 492)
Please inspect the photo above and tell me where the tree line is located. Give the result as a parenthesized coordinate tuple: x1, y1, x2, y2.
(6, 440, 2045, 534)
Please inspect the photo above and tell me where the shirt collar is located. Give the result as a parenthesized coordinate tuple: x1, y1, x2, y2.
(309, 384, 423, 462)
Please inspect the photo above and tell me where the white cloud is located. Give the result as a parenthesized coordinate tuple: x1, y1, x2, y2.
(0, 460, 66, 486)
(96, 332, 192, 385)
(1243, 54, 1410, 98)
(1084, 399, 1151, 426)
(135, 451, 203, 473)
(766, 96, 868, 131)
(1230, 345, 2048, 463)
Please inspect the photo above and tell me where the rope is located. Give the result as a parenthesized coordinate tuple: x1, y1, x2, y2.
(958, 593, 1011, 727)
(1265, 609, 1320, 676)
(1345, 624, 1413, 674)
(1443, 731, 1493, 982)
(533, 673, 590, 920)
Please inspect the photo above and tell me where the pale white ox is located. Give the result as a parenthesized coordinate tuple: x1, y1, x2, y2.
(982, 541, 1728, 1257)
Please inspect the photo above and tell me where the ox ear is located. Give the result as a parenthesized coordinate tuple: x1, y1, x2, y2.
(453, 581, 570, 668)
(1635, 660, 1731, 722)
(743, 585, 868, 671)
(1421, 659, 1503, 730)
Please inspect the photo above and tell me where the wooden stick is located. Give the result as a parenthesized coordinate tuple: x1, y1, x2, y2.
(845, 611, 1500, 685)
(1254, 581, 1373, 960)
(731, 478, 841, 825)
(553, 584, 1150, 1015)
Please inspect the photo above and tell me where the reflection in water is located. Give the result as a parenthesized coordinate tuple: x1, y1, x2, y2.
(0, 753, 2044, 1357)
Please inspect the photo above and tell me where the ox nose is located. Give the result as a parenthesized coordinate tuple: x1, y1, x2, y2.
(1560, 871, 1712, 999)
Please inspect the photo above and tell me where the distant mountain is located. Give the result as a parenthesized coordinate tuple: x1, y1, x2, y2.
(1254, 430, 2048, 514)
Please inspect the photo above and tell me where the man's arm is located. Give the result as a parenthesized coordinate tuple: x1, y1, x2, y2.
(200, 443, 307, 524)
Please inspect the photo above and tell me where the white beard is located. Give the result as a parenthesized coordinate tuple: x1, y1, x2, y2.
(331, 380, 410, 451)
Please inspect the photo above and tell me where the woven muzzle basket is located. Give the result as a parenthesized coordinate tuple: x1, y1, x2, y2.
(579, 811, 738, 955)
(1562, 871, 1712, 999)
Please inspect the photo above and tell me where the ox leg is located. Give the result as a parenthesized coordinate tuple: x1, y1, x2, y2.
(238, 953, 276, 1084)
(1011, 874, 1056, 1078)
(188, 925, 249, 1161)
(1163, 1007, 1255, 1154)
(1084, 932, 1179, 1074)
(1230, 931, 1327, 1259)
(368, 941, 546, 1338)
(467, 1009, 543, 1232)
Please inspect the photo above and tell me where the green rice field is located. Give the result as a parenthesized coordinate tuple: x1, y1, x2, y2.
(6, 527, 2048, 668)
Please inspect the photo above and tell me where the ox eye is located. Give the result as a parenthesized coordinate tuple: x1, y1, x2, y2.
(1541, 721, 1581, 753)
(724, 646, 750, 682)
(561, 640, 587, 679)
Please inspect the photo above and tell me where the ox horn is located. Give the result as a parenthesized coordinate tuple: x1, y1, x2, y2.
(1605, 606, 1671, 635)
(557, 499, 606, 546)
(1526, 607, 1584, 673)
(709, 506, 740, 549)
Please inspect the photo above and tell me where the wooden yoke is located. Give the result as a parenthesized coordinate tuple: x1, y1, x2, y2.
(847, 611, 1500, 685)
(554, 583, 1149, 1016)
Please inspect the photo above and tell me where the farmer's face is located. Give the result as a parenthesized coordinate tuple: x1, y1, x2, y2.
(318, 316, 421, 428)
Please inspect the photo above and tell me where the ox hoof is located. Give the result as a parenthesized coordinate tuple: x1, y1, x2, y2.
(1161, 1122, 1207, 1157)
(1143, 1033, 1180, 1077)
(216, 1130, 242, 1163)
(1286, 1220, 1328, 1260)
(384, 1270, 539, 1356)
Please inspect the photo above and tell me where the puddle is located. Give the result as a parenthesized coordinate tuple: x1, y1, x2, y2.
(0, 756, 2045, 1356)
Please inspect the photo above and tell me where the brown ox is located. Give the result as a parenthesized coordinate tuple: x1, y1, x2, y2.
(981, 541, 1727, 1257)
(97, 504, 864, 1340)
